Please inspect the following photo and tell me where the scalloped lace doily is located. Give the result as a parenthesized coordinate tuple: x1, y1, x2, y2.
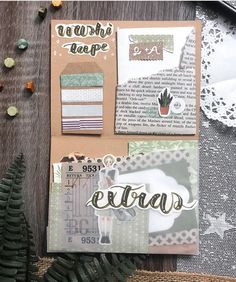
(197, 5, 236, 127)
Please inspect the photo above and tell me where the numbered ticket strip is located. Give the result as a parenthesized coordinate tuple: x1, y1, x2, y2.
(62, 162, 103, 247)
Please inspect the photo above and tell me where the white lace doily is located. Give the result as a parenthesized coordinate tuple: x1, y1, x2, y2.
(197, 5, 236, 127)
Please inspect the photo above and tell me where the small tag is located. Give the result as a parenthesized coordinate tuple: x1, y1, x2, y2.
(129, 42, 163, 61)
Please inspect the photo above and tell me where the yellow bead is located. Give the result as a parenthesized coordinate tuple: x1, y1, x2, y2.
(52, 0, 62, 8)
(4, 57, 15, 68)
(7, 106, 18, 117)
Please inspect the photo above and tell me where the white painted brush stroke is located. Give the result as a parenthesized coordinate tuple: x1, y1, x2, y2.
(117, 26, 194, 84)
(118, 168, 191, 233)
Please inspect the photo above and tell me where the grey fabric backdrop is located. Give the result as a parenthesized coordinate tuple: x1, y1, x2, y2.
(177, 112, 236, 276)
(177, 3, 236, 276)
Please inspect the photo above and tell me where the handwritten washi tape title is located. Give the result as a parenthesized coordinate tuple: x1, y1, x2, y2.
(55, 22, 113, 56)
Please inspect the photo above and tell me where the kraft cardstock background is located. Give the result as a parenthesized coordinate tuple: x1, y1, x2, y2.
(51, 20, 201, 169)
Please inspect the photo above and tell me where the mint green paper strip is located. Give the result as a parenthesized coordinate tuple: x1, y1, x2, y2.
(60, 73, 104, 87)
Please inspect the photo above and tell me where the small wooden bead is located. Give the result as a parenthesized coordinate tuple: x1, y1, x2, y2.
(4, 57, 15, 68)
(38, 7, 47, 19)
(7, 106, 18, 117)
(17, 38, 28, 50)
(52, 0, 62, 8)
(25, 81, 35, 93)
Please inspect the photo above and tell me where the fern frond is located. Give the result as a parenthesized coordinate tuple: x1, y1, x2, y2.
(0, 154, 25, 281)
(0, 154, 146, 282)
(20, 215, 39, 282)
(42, 253, 145, 282)
(0, 154, 39, 282)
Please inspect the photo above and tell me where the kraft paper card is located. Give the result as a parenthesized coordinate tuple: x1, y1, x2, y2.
(51, 21, 201, 164)
(49, 21, 201, 254)
(48, 148, 198, 254)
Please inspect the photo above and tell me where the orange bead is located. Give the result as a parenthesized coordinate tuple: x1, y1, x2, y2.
(25, 81, 35, 93)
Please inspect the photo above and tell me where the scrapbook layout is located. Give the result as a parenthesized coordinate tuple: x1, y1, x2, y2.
(49, 20, 201, 254)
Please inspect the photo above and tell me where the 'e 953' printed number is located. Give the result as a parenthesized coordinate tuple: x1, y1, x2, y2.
(81, 237, 98, 244)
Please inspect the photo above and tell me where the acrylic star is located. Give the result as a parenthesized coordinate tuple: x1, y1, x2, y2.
(203, 213, 236, 239)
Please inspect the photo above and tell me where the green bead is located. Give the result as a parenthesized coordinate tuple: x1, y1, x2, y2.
(17, 38, 28, 50)
(4, 57, 15, 68)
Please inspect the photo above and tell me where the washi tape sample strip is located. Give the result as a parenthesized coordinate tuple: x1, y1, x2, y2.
(60, 62, 103, 135)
